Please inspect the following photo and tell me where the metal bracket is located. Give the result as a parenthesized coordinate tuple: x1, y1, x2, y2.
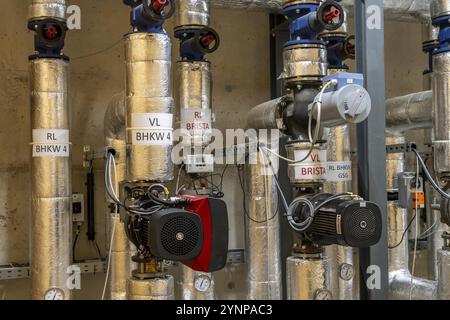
(386, 142, 417, 154)
(227, 249, 245, 264)
(0, 260, 106, 281)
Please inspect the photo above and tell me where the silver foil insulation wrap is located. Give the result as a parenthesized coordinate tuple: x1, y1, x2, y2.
(30, 58, 71, 300)
(386, 91, 432, 135)
(246, 154, 282, 300)
(128, 276, 175, 300)
(176, 0, 210, 28)
(432, 51, 450, 176)
(282, 43, 327, 86)
(178, 265, 215, 300)
(438, 249, 450, 299)
(210, 0, 431, 22)
(125, 32, 174, 182)
(287, 255, 331, 300)
(28, 0, 66, 21)
(178, 61, 212, 147)
(386, 136, 437, 299)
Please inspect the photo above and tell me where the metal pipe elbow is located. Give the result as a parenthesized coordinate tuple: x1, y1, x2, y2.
(389, 269, 437, 300)
(104, 91, 126, 146)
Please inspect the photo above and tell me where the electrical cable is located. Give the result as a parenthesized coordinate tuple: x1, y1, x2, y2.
(388, 212, 417, 250)
(259, 81, 333, 165)
(102, 210, 117, 301)
(410, 157, 420, 300)
(236, 164, 279, 224)
(412, 148, 450, 200)
(72, 225, 80, 263)
(104, 152, 163, 215)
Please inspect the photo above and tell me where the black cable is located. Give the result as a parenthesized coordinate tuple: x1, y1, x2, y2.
(236, 165, 279, 223)
(72, 230, 80, 263)
(388, 212, 417, 249)
(93, 240, 102, 259)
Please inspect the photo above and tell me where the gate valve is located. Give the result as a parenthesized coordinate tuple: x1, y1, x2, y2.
(28, 18, 67, 59)
(176, 26, 221, 61)
(142, 0, 175, 21)
(317, 1, 344, 31)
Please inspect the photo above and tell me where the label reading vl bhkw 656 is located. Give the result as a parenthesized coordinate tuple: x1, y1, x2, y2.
(131, 113, 173, 146)
(32, 129, 70, 157)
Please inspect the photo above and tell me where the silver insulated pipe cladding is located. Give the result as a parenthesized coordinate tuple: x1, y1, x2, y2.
(29, 0, 71, 301)
(124, 31, 174, 300)
(245, 152, 282, 300)
(125, 32, 174, 183)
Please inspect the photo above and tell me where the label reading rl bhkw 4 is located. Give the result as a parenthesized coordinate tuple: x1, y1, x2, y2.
(32, 129, 70, 157)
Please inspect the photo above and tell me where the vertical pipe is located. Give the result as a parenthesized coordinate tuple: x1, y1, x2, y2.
(386, 136, 437, 299)
(104, 92, 134, 300)
(246, 152, 282, 300)
(286, 254, 331, 300)
(29, 0, 71, 300)
(125, 32, 174, 183)
(30, 55, 71, 300)
(323, 125, 357, 300)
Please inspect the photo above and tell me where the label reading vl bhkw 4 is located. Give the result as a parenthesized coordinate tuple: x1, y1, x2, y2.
(32, 129, 70, 157)
(131, 113, 173, 146)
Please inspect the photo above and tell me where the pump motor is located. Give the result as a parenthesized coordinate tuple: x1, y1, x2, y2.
(289, 193, 382, 248)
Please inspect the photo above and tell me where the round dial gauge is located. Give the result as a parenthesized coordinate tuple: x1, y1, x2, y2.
(194, 275, 212, 293)
(339, 263, 354, 281)
(44, 288, 65, 300)
(314, 289, 332, 300)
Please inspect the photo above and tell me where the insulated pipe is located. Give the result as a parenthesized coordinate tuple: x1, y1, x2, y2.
(128, 276, 175, 300)
(287, 254, 331, 300)
(30, 57, 71, 301)
(386, 136, 437, 300)
(209, 0, 431, 22)
(432, 51, 450, 177)
(175, 0, 217, 300)
(323, 125, 357, 300)
(385, 91, 433, 135)
(246, 151, 282, 300)
(29, 0, 71, 301)
(29, 0, 66, 21)
(438, 248, 450, 299)
(323, 64, 357, 300)
(104, 92, 133, 300)
(125, 33, 174, 183)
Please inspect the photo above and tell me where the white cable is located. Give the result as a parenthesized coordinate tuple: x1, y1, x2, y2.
(410, 158, 420, 300)
(175, 164, 184, 195)
(102, 154, 119, 300)
(259, 148, 289, 211)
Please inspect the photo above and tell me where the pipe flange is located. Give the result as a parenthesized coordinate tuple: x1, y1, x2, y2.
(283, 43, 327, 86)
(282, 0, 321, 10)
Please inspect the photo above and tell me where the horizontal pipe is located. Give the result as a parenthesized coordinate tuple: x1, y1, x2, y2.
(210, 0, 431, 22)
(385, 91, 432, 134)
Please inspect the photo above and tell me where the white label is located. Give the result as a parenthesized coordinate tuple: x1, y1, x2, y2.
(293, 149, 328, 180)
(326, 161, 352, 182)
(131, 113, 173, 146)
(32, 129, 70, 157)
(180, 109, 212, 133)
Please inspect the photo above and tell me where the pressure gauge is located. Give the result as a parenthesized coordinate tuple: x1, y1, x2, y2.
(194, 274, 212, 293)
(44, 288, 65, 300)
(314, 289, 332, 300)
(339, 263, 354, 281)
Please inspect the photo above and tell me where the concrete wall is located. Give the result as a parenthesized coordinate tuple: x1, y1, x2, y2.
(0, 1, 427, 299)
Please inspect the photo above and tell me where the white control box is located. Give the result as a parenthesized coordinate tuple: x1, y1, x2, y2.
(185, 154, 214, 174)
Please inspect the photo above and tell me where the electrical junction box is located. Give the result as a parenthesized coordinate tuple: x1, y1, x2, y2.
(322, 72, 364, 91)
(185, 154, 214, 174)
(72, 193, 84, 222)
(397, 172, 424, 209)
